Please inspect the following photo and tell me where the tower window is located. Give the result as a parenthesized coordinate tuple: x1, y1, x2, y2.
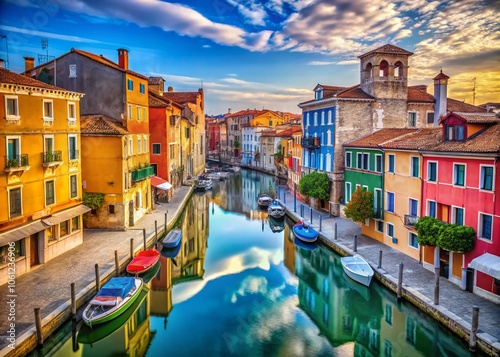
(379, 60, 389, 77)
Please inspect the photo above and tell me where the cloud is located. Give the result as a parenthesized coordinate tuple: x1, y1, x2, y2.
(227, 0, 268, 26)
(202, 44, 211, 48)
(0, 25, 105, 44)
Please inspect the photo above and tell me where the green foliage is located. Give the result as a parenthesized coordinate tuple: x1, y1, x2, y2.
(234, 140, 241, 149)
(437, 224, 475, 253)
(344, 187, 374, 223)
(298, 172, 330, 201)
(82, 192, 105, 210)
(415, 216, 443, 246)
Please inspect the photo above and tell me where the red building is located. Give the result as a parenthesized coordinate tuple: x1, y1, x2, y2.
(205, 115, 222, 156)
(421, 112, 500, 302)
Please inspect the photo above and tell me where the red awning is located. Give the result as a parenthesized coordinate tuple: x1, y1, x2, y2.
(150, 176, 172, 190)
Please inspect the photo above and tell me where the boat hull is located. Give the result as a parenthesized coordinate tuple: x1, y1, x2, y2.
(340, 255, 374, 287)
(162, 229, 182, 249)
(126, 248, 160, 274)
(292, 223, 318, 243)
(267, 200, 285, 219)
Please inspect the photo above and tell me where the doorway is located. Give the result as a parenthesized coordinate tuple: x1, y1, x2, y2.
(30, 234, 39, 267)
(129, 200, 135, 227)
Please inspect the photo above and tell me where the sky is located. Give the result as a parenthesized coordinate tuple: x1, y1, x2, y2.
(0, 0, 499, 116)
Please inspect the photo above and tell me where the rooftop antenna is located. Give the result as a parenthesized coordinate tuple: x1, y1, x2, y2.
(38, 37, 55, 64)
(472, 77, 476, 105)
(0, 35, 9, 69)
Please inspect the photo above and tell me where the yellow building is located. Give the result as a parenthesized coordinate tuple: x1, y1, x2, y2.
(0, 67, 87, 285)
(250, 110, 286, 127)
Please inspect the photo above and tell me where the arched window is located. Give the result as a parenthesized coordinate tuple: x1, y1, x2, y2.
(328, 110, 332, 124)
(321, 111, 325, 125)
(366, 63, 373, 79)
(306, 112, 310, 126)
(379, 60, 389, 77)
(314, 112, 318, 126)
(394, 61, 404, 77)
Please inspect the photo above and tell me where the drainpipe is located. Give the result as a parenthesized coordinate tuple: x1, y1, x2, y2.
(419, 151, 424, 265)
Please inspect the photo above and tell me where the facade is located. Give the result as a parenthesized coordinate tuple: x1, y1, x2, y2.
(259, 129, 282, 173)
(241, 125, 270, 166)
(288, 125, 303, 192)
(0, 68, 87, 284)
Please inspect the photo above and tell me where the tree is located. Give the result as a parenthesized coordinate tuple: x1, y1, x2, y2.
(414, 216, 443, 246)
(344, 187, 374, 223)
(437, 224, 475, 253)
(298, 171, 330, 201)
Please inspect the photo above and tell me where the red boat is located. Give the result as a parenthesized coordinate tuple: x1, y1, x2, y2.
(126, 248, 160, 275)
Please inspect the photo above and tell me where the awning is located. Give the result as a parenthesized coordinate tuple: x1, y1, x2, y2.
(41, 205, 91, 226)
(0, 221, 47, 246)
(469, 253, 500, 279)
(151, 176, 172, 191)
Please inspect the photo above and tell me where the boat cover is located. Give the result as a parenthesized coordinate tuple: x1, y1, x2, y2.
(97, 277, 135, 298)
(469, 253, 500, 279)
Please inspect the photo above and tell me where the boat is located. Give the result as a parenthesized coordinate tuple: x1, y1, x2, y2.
(162, 229, 182, 249)
(268, 215, 285, 233)
(194, 176, 213, 191)
(267, 200, 286, 219)
(126, 248, 160, 275)
(257, 193, 273, 208)
(292, 221, 319, 243)
(78, 285, 149, 344)
(161, 239, 182, 259)
(340, 255, 374, 287)
(82, 277, 143, 326)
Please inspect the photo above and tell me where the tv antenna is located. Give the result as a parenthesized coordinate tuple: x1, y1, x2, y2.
(0, 35, 9, 69)
(38, 37, 55, 64)
(472, 77, 476, 105)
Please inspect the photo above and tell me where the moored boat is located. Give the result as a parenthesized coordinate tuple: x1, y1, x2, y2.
(82, 277, 143, 326)
(126, 248, 160, 275)
(162, 229, 182, 249)
(267, 200, 285, 219)
(268, 215, 285, 233)
(292, 221, 319, 243)
(340, 255, 374, 287)
(257, 193, 273, 208)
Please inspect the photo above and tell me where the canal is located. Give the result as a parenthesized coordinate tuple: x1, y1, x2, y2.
(31, 168, 482, 357)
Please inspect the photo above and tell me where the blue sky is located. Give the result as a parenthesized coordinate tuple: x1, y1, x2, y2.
(0, 0, 498, 115)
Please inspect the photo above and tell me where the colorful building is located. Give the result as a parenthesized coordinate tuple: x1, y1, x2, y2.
(0, 67, 87, 284)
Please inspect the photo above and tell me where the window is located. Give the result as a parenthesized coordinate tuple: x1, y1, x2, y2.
(185, 128, 190, 138)
(5, 95, 20, 119)
(445, 125, 465, 141)
(427, 162, 437, 182)
(321, 111, 325, 125)
(138, 138, 142, 153)
(152, 143, 161, 154)
(46, 226, 56, 242)
(68, 135, 77, 160)
(453, 164, 465, 186)
(128, 138, 133, 156)
(409, 232, 418, 249)
(306, 112, 310, 126)
(426, 112, 434, 124)
(384, 340, 393, 357)
(452, 207, 464, 225)
(375, 154, 382, 173)
(315, 89, 323, 100)
(127, 79, 133, 91)
(408, 112, 417, 127)
(480, 166, 493, 191)
(387, 223, 394, 238)
(345, 182, 352, 203)
(379, 60, 388, 76)
(128, 104, 132, 120)
(406, 318, 416, 346)
(314, 112, 318, 126)
(357, 153, 369, 170)
(69, 175, 78, 198)
(71, 216, 80, 232)
(479, 214, 493, 240)
(6, 137, 20, 163)
(43, 100, 53, 120)
(374, 189, 382, 218)
(69, 64, 77, 78)
(109, 205, 115, 214)
(388, 154, 395, 173)
(45, 180, 55, 206)
(410, 157, 419, 177)
(386, 192, 395, 213)
(140, 83, 145, 94)
(9, 187, 22, 218)
(345, 152, 352, 168)
(1, 241, 23, 264)
(137, 106, 141, 121)
(409, 198, 418, 216)
(427, 200, 436, 218)
(60, 220, 69, 237)
(376, 221, 384, 233)
(328, 110, 332, 124)
(67, 102, 76, 121)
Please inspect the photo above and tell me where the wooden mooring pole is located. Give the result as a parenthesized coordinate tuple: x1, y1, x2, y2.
(155, 220, 158, 241)
(334, 222, 337, 240)
(114, 250, 120, 276)
(469, 306, 479, 352)
(378, 250, 382, 269)
(142, 228, 147, 249)
(397, 262, 404, 300)
(353, 234, 357, 252)
(434, 267, 440, 305)
(94, 263, 100, 292)
(70, 283, 76, 317)
(34, 307, 43, 346)
(130, 238, 134, 259)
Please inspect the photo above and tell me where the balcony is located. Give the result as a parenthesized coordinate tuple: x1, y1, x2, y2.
(301, 137, 320, 148)
(373, 209, 384, 220)
(404, 214, 419, 227)
(4, 154, 30, 173)
(42, 151, 63, 168)
(131, 166, 155, 182)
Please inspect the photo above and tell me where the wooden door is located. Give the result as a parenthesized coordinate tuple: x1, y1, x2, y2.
(30, 234, 39, 267)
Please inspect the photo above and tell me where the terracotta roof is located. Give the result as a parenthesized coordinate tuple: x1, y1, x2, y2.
(80, 114, 129, 135)
(148, 90, 170, 107)
(438, 112, 500, 125)
(260, 129, 277, 137)
(0, 68, 77, 92)
(447, 98, 487, 113)
(148, 77, 164, 85)
(433, 70, 449, 80)
(336, 85, 374, 99)
(358, 44, 414, 59)
(407, 87, 434, 103)
(344, 128, 419, 148)
(162, 91, 199, 105)
(429, 124, 500, 153)
(379, 129, 442, 150)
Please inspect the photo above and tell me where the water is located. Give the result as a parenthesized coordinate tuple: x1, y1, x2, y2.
(33, 168, 482, 357)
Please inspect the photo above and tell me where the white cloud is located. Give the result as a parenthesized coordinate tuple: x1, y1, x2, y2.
(202, 44, 211, 48)
(227, 0, 268, 26)
(0, 25, 105, 44)
(308, 61, 336, 66)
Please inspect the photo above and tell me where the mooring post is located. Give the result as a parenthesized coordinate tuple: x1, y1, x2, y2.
(353, 234, 357, 252)
(114, 250, 120, 276)
(35, 307, 43, 346)
(319, 216, 322, 231)
(72, 319, 79, 352)
(142, 228, 147, 249)
(130, 238, 134, 259)
(397, 262, 404, 300)
(71, 282, 76, 317)
(94, 263, 100, 292)
(378, 250, 382, 269)
(434, 267, 440, 305)
(334, 222, 337, 240)
(310, 207, 313, 224)
(155, 220, 158, 241)
(165, 211, 168, 229)
(283, 190, 286, 204)
(469, 306, 479, 352)
(293, 184, 297, 212)
(300, 204, 304, 217)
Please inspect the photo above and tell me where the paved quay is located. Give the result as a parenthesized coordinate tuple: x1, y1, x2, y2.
(1, 179, 499, 356)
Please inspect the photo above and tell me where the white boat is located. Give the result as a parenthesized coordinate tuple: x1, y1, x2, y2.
(267, 200, 285, 219)
(257, 193, 273, 208)
(340, 255, 374, 287)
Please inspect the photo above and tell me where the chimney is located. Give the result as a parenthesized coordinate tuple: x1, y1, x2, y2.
(24, 56, 35, 72)
(0, 59, 4, 69)
(433, 70, 449, 127)
(168, 86, 173, 92)
(117, 48, 129, 70)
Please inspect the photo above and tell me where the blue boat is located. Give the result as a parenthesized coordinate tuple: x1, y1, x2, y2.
(162, 229, 182, 249)
(161, 240, 182, 259)
(292, 221, 318, 243)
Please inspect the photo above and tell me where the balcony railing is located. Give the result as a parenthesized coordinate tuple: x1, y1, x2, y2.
(5, 154, 30, 172)
(131, 166, 155, 182)
(301, 137, 320, 148)
(404, 214, 419, 227)
(373, 209, 384, 219)
(42, 151, 63, 167)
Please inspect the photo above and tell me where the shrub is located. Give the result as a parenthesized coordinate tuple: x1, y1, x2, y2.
(344, 187, 374, 223)
(82, 192, 105, 210)
(298, 172, 330, 201)
(414, 216, 443, 246)
(437, 224, 475, 253)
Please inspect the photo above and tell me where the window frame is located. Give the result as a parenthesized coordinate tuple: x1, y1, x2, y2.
(479, 165, 494, 191)
(43, 99, 54, 121)
(408, 232, 418, 249)
(407, 111, 417, 127)
(69, 174, 78, 199)
(386, 191, 395, 213)
(68, 134, 78, 161)
(152, 143, 160, 155)
(139, 83, 145, 94)
(345, 182, 352, 203)
(453, 163, 466, 187)
(388, 154, 395, 173)
(45, 179, 56, 206)
(410, 156, 419, 178)
(375, 154, 382, 173)
(427, 161, 437, 182)
(427, 200, 436, 218)
(452, 206, 464, 225)
(5, 95, 20, 120)
(8, 186, 22, 219)
(478, 213, 493, 241)
(386, 222, 395, 238)
(345, 152, 352, 168)
(127, 79, 134, 91)
(426, 111, 434, 125)
(67, 101, 76, 121)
